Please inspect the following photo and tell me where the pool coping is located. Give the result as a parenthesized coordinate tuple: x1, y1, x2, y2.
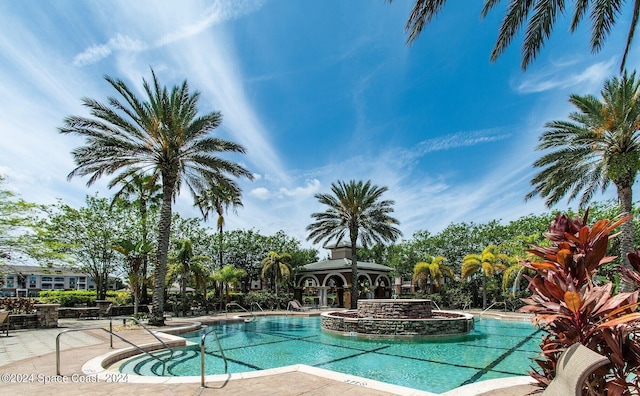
(83, 313, 538, 395)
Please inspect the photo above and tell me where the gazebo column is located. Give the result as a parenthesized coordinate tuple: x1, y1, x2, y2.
(294, 288, 303, 304)
(318, 286, 329, 308)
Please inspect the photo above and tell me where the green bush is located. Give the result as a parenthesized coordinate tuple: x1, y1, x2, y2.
(38, 290, 131, 306)
(242, 291, 291, 310)
(38, 290, 95, 307)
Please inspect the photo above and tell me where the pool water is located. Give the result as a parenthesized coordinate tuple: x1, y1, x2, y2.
(119, 316, 542, 394)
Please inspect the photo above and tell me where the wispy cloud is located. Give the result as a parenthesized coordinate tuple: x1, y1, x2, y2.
(72, 0, 265, 67)
(73, 34, 147, 66)
(155, 0, 265, 46)
(515, 59, 615, 93)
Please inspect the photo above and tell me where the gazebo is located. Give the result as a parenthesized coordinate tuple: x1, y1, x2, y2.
(294, 241, 393, 309)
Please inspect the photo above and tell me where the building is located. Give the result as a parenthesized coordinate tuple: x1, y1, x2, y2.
(295, 241, 393, 308)
(0, 265, 115, 297)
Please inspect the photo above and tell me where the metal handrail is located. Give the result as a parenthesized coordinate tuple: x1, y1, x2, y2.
(56, 327, 170, 376)
(480, 301, 507, 316)
(200, 328, 228, 388)
(250, 302, 264, 314)
(225, 302, 256, 321)
(109, 316, 173, 354)
(431, 301, 442, 311)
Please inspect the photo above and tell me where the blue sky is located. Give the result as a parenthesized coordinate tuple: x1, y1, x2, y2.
(0, 1, 637, 248)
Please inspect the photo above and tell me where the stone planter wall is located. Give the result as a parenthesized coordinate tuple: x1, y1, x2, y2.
(321, 310, 474, 337)
(7, 314, 38, 330)
(357, 299, 432, 319)
(34, 303, 59, 328)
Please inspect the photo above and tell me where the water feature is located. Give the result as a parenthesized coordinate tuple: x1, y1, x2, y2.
(321, 299, 474, 337)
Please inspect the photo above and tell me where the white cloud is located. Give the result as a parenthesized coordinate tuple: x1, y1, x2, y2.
(279, 179, 321, 198)
(250, 187, 271, 200)
(156, 0, 265, 46)
(515, 59, 615, 94)
(73, 34, 147, 66)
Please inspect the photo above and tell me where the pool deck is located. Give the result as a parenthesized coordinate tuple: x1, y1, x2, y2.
(0, 310, 539, 395)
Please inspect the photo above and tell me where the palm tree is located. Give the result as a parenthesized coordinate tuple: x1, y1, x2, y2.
(260, 251, 292, 296)
(60, 69, 253, 325)
(461, 245, 512, 309)
(307, 180, 402, 309)
(211, 265, 247, 307)
(194, 183, 243, 267)
(112, 239, 153, 316)
(111, 173, 162, 304)
(389, 0, 640, 71)
(167, 239, 210, 316)
(526, 72, 640, 286)
(412, 256, 455, 294)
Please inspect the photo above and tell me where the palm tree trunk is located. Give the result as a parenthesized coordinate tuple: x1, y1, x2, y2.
(482, 273, 487, 309)
(617, 182, 635, 291)
(140, 199, 149, 305)
(150, 178, 174, 326)
(350, 235, 358, 309)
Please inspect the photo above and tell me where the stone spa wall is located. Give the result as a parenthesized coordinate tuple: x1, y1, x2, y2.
(321, 299, 474, 337)
(357, 299, 432, 319)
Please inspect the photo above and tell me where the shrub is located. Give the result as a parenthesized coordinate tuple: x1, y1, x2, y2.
(0, 297, 37, 313)
(520, 211, 640, 395)
(38, 290, 131, 306)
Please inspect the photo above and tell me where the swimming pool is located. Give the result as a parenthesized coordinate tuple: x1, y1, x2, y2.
(119, 316, 541, 394)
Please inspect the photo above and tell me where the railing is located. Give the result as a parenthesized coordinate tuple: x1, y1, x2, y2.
(200, 328, 228, 388)
(109, 316, 173, 353)
(480, 301, 507, 316)
(56, 327, 171, 376)
(431, 300, 442, 311)
(225, 302, 256, 322)
(250, 302, 264, 314)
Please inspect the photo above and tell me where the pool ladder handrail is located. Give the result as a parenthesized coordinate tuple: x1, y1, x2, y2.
(56, 324, 172, 376)
(225, 302, 257, 322)
(480, 301, 507, 316)
(200, 327, 228, 388)
(250, 302, 264, 314)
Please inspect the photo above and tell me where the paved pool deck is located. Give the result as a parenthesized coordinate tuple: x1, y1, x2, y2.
(0, 310, 539, 395)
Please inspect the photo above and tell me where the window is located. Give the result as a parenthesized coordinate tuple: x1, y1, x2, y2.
(42, 276, 53, 282)
(54, 277, 64, 282)
(41, 284, 52, 289)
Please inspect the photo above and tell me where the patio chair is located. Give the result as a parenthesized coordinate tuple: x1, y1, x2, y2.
(288, 300, 311, 312)
(542, 343, 609, 396)
(0, 311, 10, 336)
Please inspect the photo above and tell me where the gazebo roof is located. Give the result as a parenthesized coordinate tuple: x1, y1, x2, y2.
(299, 258, 393, 273)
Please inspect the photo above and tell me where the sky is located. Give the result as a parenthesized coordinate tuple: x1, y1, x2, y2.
(1, 1, 638, 250)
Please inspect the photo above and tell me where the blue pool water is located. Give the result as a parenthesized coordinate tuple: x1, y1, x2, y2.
(119, 316, 542, 394)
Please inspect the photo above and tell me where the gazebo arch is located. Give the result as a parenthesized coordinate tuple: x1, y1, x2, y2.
(322, 272, 347, 287)
(294, 241, 394, 308)
(296, 274, 321, 289)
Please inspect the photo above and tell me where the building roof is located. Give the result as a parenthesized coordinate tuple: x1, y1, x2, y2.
(3, 265, 88, 277)
(299, 258, 393, 273)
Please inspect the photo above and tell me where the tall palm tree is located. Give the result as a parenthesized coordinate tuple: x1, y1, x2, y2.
(60, 69, 253, 325)
(194, 183, 243, 267)
(389, 0, 640, 71)
(111, 173, 162, 304)
(412, 256, 455, 294)
(307, 180, 402, 309)
(260, 251, 292, 296)
(526, 72, 640, 286)
(461, 245, 512, 309)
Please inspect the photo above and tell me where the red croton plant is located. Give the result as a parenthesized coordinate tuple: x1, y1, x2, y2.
(520, 210, 640, 395)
